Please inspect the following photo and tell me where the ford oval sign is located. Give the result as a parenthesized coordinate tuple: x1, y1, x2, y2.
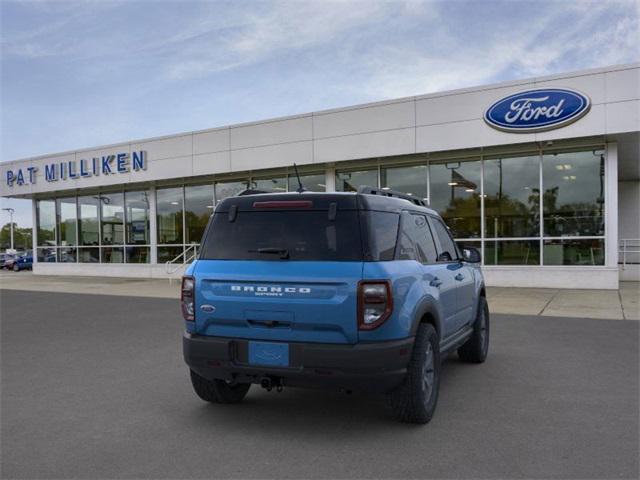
(484, 88, 591, 133)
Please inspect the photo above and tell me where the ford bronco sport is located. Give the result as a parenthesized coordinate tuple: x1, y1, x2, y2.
(182, 187, 489, 424)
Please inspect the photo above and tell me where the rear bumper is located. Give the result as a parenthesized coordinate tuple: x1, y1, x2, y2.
(183, 332, 414, 393)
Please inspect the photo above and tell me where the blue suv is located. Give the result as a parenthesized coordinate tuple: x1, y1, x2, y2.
(182, 187, 489, 423)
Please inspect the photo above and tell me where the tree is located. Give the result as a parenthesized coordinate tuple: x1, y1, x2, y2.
(0, 223, 32, 251)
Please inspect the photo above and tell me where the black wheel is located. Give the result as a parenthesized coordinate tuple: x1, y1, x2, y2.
(189, 370, 251, 404)
(458, 296, 489, 363)
(387, 323, 440, 424)
(12, 264, 19, 272)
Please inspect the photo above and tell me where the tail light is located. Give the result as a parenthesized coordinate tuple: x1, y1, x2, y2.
(181, 276, 195, 321)
(358, 281, 393, 330)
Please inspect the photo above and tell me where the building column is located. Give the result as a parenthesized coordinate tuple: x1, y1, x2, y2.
(31, 198, 37, 265)
(605, 142, 619, 272)
(149, 186, 158, 264)
(325, 164, 336, 192)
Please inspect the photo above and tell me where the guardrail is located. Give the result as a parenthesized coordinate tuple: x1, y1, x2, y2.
(619, 238, 640, 269)
(166, 244, 198, 281)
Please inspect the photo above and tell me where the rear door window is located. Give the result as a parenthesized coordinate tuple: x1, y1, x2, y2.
(201, 210, 362, 261)
(397, 212, 438, 263)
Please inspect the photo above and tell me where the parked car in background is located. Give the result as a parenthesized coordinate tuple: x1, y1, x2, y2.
(12, 252, 33, 271)
(2, 253, 17, 270)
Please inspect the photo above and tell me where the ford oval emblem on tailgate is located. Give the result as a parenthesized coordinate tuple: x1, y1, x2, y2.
(200, 304, 216, 313)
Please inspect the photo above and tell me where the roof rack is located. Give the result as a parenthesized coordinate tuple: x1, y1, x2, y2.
(357, 186, 428, 207)
(236, 189, 269, 196)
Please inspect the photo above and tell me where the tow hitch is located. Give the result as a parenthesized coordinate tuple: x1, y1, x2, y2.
(260, 376, 284, 392)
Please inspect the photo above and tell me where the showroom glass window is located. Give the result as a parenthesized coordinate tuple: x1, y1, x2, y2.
(36, 200, 56, 246)
(429, 159, 481, 238)
(156, 187, 183, 244)
(484, 240, 540, 266)
(215, 180, 249, 205)
(288, 173, 326, 192)
(156, 187, 184, 263)
(125, 191, 150, 245)
(335, 169, 378, 192)
(36, 200, 57, 262)
(484, 155, 540, 238)
(543, 238, 604, 265)
(56, 197, 78, 263)
(125, 190, 150, 263)
(542, 150, 605, 237)
(77, 196, 100, 246)
(542, 149, 605, 266)
(185, 184, 214, 245)
(100, 193, 124, 245)
(100, 193, 124, 264)
(253, 177, 287, 193)
(56, 198, 77, 246)
(77, 195, 100, 262)
(381, 164, 428, 201)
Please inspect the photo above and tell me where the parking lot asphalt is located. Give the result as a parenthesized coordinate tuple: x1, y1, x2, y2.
(1, 289, 638, 479)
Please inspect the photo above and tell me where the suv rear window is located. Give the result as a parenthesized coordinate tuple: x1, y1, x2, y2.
(200, 211, 363, 261)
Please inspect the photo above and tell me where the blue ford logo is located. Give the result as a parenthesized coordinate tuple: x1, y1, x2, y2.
(484, 88, 590, 133)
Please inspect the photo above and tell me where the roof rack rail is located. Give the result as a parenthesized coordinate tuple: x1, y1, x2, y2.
(357, 186, 428, 207)
(236, 189, 269, 196)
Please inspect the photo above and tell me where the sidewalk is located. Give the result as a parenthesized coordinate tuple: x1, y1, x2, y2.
(1, 271, 638, 320)
(487, 283, 639, 320)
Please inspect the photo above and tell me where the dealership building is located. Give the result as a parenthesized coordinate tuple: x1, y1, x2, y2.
(1, 63, 638, 289)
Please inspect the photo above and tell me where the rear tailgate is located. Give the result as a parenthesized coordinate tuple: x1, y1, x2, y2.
(194, 260, 362, 344)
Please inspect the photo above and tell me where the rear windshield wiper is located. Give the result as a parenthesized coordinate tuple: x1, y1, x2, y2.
(248, 247, 290, 259)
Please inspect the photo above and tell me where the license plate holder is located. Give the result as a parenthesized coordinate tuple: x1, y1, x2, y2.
(248, 341, 289, 367)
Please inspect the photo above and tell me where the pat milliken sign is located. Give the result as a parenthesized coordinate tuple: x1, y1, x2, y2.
(5, 151, 147, 187)
(484, 88, 591, 133)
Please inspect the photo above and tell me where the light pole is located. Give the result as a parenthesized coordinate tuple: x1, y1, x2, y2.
(2, 207, 15, 251)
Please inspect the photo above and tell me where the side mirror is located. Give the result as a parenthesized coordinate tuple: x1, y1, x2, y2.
(462, 247, 481, 263)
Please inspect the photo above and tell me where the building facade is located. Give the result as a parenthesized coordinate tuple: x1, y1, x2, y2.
(2, 63, 639, 288)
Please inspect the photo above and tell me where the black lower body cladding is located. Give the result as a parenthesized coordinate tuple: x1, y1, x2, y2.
(183, 333, 414, 393)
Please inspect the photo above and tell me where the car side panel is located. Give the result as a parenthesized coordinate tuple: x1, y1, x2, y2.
(359, 260, 428, 342)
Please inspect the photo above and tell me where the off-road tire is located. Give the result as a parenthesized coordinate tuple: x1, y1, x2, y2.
(458, 296, 489, 363)
(190, 370, 251, 404)
(387, 323, 440, 424)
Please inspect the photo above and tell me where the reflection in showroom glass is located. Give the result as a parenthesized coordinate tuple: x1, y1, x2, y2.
(484, 155, 540, 238)
(429, 160, 481, 239)
(335, 169, 378, 192)
(543, 238, 604, 265)
(542, 151, 605, 237)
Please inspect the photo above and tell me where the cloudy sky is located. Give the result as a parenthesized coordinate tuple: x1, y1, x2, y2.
(1, 0, 639, 227)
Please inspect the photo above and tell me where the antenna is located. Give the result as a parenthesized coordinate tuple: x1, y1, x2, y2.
(292, 163, 306, 193)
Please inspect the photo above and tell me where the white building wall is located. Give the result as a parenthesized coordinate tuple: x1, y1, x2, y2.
(619, 182, 640, 281)
(619, 182, 640, 240)
(2, 63, 638, 199)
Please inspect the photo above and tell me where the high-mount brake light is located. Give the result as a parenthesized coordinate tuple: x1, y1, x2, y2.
(181, 276, 195, 321)
(252, 200, 313, 209)
(358, 280, 393, 330)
